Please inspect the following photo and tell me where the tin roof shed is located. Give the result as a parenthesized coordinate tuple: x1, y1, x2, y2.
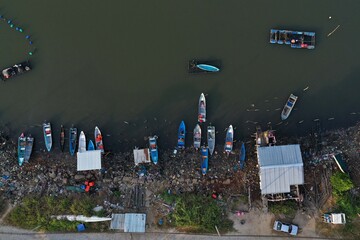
(110, 213, 146, 232)
(133, 148, 150, 166)
(257, 144, 304, 195)
(77, 150, 102, 171)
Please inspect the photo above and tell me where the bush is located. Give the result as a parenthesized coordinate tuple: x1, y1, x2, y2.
(330, 172, 354, 195)
(268, 200, 297, 218)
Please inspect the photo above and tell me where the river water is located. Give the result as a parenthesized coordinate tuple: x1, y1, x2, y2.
(0, 0, 359, 152)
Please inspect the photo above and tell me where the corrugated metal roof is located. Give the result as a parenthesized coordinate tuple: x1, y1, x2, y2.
(110, 214, 125, 230)
(124, 213, 146, 233)
(257, 145, 304, 194)
(77, 150, 102, 171)
(133, 148, 150, 166)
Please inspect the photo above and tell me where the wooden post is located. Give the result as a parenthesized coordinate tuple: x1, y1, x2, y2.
(215, 225, 221, 237)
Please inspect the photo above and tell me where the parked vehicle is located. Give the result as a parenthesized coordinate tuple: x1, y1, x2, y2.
(273, 220, 298, 236)
(323, 213, 346, 224)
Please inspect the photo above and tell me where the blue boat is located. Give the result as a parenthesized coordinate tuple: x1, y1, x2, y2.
(239, 143, 246, 170)
(201, 147, 208, 175)
(177, 121, 186, 149)
(224, 125, 234, 154)
(196, 64, 220, 72)
(69, 127, 77, 156)
(88, 140, 95, 151)
(270, 29, 315, 49)
(149, 136, 159, 164)
(43, 122, 52, 152)
(18, 133, 26, 166)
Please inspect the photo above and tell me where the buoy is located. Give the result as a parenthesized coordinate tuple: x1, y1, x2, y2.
(29, 52, 33, 56)
(10, 24, 14, 28)
(29, 41, 33, 45)
(329, 16, 332, 19)
(19, 28, 23, 32)
(25, 35, 30, 39)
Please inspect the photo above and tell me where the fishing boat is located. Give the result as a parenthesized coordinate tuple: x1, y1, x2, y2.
(193, 124, 201, 149)
(94, 126, 104, 154)
(201, 147, 209, 175)
(196, 64, 220, 72)
(78, 131, 86, 153)
(1, 61, 31, 80)
(149, 136, 159, 164)
(69, 127, 77, 156)
(24, 135, 34, 163)
(239, 143, 246, 170)
(43, 122, 52, 152)
(270, 29, 315, 49)
(207, 126, 215, 155)
(224, 125, 234, 154)
(281, 94, 298, 120)
(60, 125, 65, 152)
(198, 93, 206, 123)
(88, 140, 95, 151)
(177, 121, 186, 149)
(18, 133, 26, 166)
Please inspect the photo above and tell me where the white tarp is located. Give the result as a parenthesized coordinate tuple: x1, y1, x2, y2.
(257, 144, 304, 194)
(77, 150, 102, 171)
(133, 148, 150, 166)
(53, 215, 112, 222)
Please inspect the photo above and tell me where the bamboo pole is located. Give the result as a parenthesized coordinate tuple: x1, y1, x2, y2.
(327, 25, 340, 37)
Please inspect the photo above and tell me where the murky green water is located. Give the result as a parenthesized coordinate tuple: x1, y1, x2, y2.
(0, 0, 359, 152)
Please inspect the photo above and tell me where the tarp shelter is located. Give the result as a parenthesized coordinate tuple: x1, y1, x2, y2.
(257, 144, 304, 195)
(77, 150, 102, 171)
(133, 148, 150, 166)
(110, 213, 146, 232)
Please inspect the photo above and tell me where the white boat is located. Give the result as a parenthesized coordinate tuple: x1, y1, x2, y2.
(198, 93, 206, 123)
(193, 124, 201, 149)
(53, 215, 112, 222)
(78, 131, 86, 153)
(207, 126, 215, 155)
(224, 125, 234, 154)
(281, 94, 298, 120)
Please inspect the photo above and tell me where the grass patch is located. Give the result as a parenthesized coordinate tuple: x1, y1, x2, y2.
(6, 195, 105, 232)
(268, 200, 297, 218)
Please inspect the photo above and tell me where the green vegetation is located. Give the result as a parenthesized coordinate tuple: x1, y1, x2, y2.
(268, 200, 297, 218)
(160, 192, 233, 233)
(7, 195, 105, 231)
(330, 172, 354, 195)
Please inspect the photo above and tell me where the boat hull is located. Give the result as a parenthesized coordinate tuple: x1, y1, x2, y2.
(239, 143, 246, 170)
(18, 133, 26, 166)
(94, 126, 104, 154)
(149, 136, 159, 164)
(281, 94, 298, 120)
(269, 29, 315, 49)
(201, 147, 209, 175)
(60, 125, 65, 152)
(198, 93, 206, 123)
(88, 140, 95, 151)
(78, 131, 86, 153)
(43, 123, 52, 152)
(69, 127, 77, 156)
(225, 125, 234, 154)
(196, 64, 220, 72)
(177, 121, 186, 149)
(193, 124, 201, 149)
(24, 136, 34, 163)
(207, 126, 215, 155)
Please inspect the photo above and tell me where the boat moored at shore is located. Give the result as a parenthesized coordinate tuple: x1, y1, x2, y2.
(24, 135, 34, 163)
(69, 127, 77, 156)
(88, 140, 95, 151)
(18, 133, 26, 166)
(239, 143, 246, 170)
(207, 126, 215, 155)
(177, 121, 186, 149)
(78, 131, 86, 153)
(198, 93, 206, 123)
(149, 136, 159, 164)
(281, 94, 298, 120)
(201, 146, 209, 175)
(225, 125, 234, 154)
(60, 125, 65, 152)
(43, 122, 52, 152)
(94, 126, 104, 154)
(193, 124, 201, 149)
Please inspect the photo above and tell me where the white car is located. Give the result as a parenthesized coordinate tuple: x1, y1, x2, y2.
(273, 220, 298, 236)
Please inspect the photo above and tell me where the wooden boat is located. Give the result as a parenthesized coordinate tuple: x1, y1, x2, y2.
(18, 133, 26, 166)
(43, 122, 52, 152)
(201, 147, 209, 175)
(69, 127, 77, 156)
(224, 125, 234, 154)
(281, 94, 298, 120)
(24, 135, 34, 163)
(94, 126, 104, 154)
(193, 124, 201, 149)
(270, 29, 315, 49)
(198, 93, 206, 123)
(1, 61, 31, 80)
(149, 136, 159, 164)
(177, 121, 186, 149)
(196, 64, 220, 72)
(207, 126, 215, 155)
(239, 143, 246, 170)
(60, 125, 65, 152)
(78, 131, 86, 153)
(88, 140, 95, 151)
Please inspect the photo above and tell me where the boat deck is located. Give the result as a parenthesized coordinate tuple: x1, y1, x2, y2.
(188, 59, 221, 73)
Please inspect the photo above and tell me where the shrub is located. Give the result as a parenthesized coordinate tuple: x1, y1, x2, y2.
(330, 172, 354, 195)
(268, 200, 297, 218)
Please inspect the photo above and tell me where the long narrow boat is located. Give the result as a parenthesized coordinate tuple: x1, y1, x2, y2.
(224, 125, 234, 154)
(196, 64, 220, 72)
(78, 131, 86, 153)
(177, 121, 186, 149)
(60, 125, 65, 152)
(24, 135, 34, 163)
(149, 136, 159, 164)
(198, 93, 206, 123)
(201, 147, 209, 175)
(193, 124, 201, 149)
(281, 94, 298, 120)
(239, 143, 246, 170)
(207, 126, 215, 155)
(18, 133, 26, 166)
(88, 140, 95, 151)
(69, 127, 77, 156)
(43, 122, 52, 152)
(94, 126, 104, 154)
